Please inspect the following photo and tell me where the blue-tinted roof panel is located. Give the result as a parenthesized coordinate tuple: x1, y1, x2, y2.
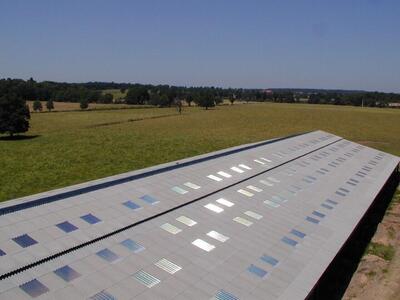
(19, 279, 49, 298)
(120, 239, 145, 253)
(56, 221, 78, 233)
(13, 234, 38, 248)
(215, 289, 239, 300)
(54, 265, 81, 282)
(0, 249, 5, 256)
(80, 213, 101, 224)
(123, 200, 141, 210)
(290, 229, 306, 238)
(260, 254, 279, 266)
(282, 236, 298, 247)
(96, 248, 120, 262)
(248, 264, 268, 278)
(140, 195, 159, 205)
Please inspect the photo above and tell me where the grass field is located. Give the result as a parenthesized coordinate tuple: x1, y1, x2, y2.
(1, 103, 399, 202)
(27, 101, 139, 112)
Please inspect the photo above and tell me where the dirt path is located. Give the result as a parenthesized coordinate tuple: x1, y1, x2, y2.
(343, 188, 400, 300)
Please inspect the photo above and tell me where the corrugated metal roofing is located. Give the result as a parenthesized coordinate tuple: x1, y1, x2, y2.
(0, 130, 398, 299)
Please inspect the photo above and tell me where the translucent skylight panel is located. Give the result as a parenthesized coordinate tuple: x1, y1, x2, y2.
(160, 223, 182, 234)
(271, 195, 286, 204)
(90, 291, 116, 300)
(214, 289, 239, 300)
(260, 255, 279, 266)
(290, 229, 306, 239)
(321, 203, 333, 210)
(259, 179, 273, 186)
(248, 264, 268, 278)
(140, 195, 159, 204)
(54, 265, 81, 282)
(260, 157, 272, 162)
(312, 211, 325, 218)
(19, 279, 49, 298)
(56, 221, 78, 233)
(123, 200, 141, 210)
(96, 248, 120, 263)
(204, 203, 224, 213)
(335, 191, 346, 197)
(13, 234, 38, 248)
(192, 239, 215, 252)
(133, 270, 161, 288)
(326, 199, 338, 205)
(217, 171, 232, 178)
(244, 211, 263, 220)
(239, 164, 251, 170)
(216, 198, 234, 207)
(264, 200, 280, 208)
(281, 236, 298, 247)
(184, 182, 201, 189)
(254, 159, 265, 165)
(237, 189, 254, 197)
(233, 217, 253, 227)
(306, 216, 320, 224)
(176, 215, 197, 226)
(246, 185, 262, 192)
(80, 213, 101, 224)
(155, 258, 182, 274)
(120, 239, 145, 253)
(231, 166, 244, 173)
(207, 175, 223, 182)
(267, 176, 280, 183)
(171, 186, 188, 194)
(207, 230, 229, 242)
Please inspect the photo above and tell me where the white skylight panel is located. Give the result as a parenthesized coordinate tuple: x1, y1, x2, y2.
(184, 182, 201, 189)
(254, 159, 265, 165)
(244, 211, 263, 220)
(267, 176, 280, 183)
(264, 200, 280, 208)
(231, 166, 244, 173)
(260, 157, 272, 162)
(176, 216, 197, 227)
(204, 203, 224, 213)
(133, 270, 161, 288)
(246, 185, 263, 192)
(259, 179, 273, 186)
(216, 198, 234, 207)
(217, 171, 232, 178)
(192, 239, 215, 252)
(207, 175, 223, 182)
(237, 189, 254, 197)
(207, 231, 229, 242)
(155, 258, 182, 274)
(233, 217, 253, 227)
(239, 164, 252, 170)
(160, 223, 182, 234)
(171, 186, 188, 194)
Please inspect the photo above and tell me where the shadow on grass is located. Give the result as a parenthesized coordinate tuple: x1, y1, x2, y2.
(307, 167, 400, 300)
(0, 135, 40, 141)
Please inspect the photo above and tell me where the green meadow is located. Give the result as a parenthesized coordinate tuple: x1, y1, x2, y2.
(1, 103, 399, 202)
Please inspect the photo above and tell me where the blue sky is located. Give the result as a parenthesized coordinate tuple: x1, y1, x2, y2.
(1, 0, 399, 92)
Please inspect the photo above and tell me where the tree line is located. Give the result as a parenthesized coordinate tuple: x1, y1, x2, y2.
(1, 78, 399, 109)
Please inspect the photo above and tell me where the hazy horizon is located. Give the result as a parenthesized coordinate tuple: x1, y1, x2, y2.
(1, 0, 399, 93)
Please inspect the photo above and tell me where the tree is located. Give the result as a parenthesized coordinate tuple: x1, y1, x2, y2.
(80, 99, 89, 110)
(229, 94, 236, 105)
(33, 100, 42, 112)
(0, 93, 30, 137)
(194, 91, 215, 110)
(186, 94, 193, 107)
(100, 93, 113, 104)
(46, 99, 54, 112)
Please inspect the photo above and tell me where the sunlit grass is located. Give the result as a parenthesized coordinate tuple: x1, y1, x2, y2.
(1, 102, 399, 202)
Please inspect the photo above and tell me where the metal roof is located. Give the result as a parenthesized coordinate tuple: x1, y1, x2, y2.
(0, 130, 398, 299)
